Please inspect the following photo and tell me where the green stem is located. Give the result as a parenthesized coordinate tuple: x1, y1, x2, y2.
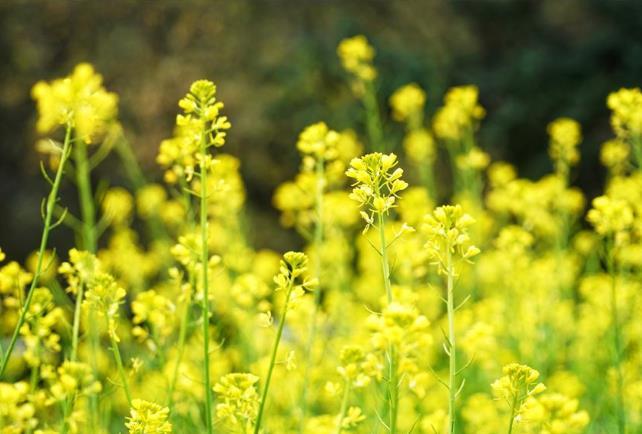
(167, 278, 193, 408)
(254, 279, 294, 434)
(507, 394, 518, 434)
(70, 283, 85, 362)
(334, 380, 352, 434)
(377, 212, 398, 433)
(298, 158, 325, 431)
(107, 317, 132, 407)
(73, 137, 97, 252)
(199, 123, 214, 434)
(446, 249, 457, 434)
(377, 212, 392, 304)
(0, 125, 73, 378)
(606, 237, 626, 434)
(363, 81, 385, 152)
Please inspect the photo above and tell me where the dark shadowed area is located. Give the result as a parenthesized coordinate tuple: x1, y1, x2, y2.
(1, 0, 642, 259)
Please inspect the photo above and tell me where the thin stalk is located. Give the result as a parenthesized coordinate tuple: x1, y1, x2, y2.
(377, 212, 398, 433)
(167, 278, 193, 408)
(334, 381, 352, 434)
(446, 249, 457, 434)
(0, 125, 73, 378)
(73, 137, 97, 252)
(363, 81, 385, 152)
(377, 212, 392, 304)
(198, 123, 214, 434)
(70, 283, 85, 362)
(107, 317, 132, 407)
(606, 237, 626, 434)
(507, 394, 518, 434)
(298, 158, 325, 431)
(254, 279, 294, 434)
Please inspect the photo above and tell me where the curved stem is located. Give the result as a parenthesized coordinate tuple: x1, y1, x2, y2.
(73, 137, 97, 252)
(507, 394, 518, 434)
(107, 317, 132, 407)
(70, 283, 85, 362)
(199, 124, 214, 434)
(167, 276, 193, 408)
(334, 380, 351, 434)
(446, 249, 457, 434)
(363, 81, 385, 152)
(606, 237, 626, 434)
(376, 212, 397, 433)
(254, 279, 294, 434)
(0, 125, 73, 378)
(298, 158, 325, 431)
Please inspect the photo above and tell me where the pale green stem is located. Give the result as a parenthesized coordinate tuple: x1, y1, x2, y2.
(0, 125, 73, 378)
(107, 317, 132, 407)
(507, 394, 518, 434)
(254, 278, 294, 434)
(70, 283, 85, 362)
(446, 248, 457, 434)
(298, 157, 325, 431)
(73, 137, 97, 252)
(334, 380, 352, 434)
(363, 81, 385, 152)
(167, 278, 193, 408)
(377, 212, 398, 433)
(199, 123, 214, 434)
(606, 237, 626, 434)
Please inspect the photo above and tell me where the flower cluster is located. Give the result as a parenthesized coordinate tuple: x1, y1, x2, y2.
(157, 79, 231, 183)
(337, 35, 377, 83)
(433, 85, 485, 141)
(31, 63, 118, 143)
(125, 399, 173, 434)
(346, 152, 408, 231)
(422, 205, 480, 274)
(213, 373, 260, 427)
(548, 117, 581, 176)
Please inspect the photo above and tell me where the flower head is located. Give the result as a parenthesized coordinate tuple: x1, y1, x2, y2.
(213, 373, 260, 427)
(433, 85, 485, 141)
(548, 117, 581, 175)
(31, 63, 118, 143)
(125, 399, 172, 434)
(337, 35, 377, 82)
(389, 83, 426, 124)
(423, 204, 479, 274)
(157, 79, 231, 183)
(346, 153, 408, 231)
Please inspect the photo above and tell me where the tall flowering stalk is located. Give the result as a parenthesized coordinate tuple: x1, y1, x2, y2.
(0, 63, 116, 377)
(295, 122, 340, 427)
(423, 204, 479, 434)
(491, 363, 546, 434)
(337, 35, 384, 152)
(254, 252, 315, 434)
(346, 152, 409, 433)
(158, 79, 230, 433)
(587, 195, 633, 434)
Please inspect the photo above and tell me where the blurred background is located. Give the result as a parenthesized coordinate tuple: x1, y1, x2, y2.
(1, 0, 642, 260)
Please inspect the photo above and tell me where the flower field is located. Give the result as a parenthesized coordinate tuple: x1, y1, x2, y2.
(1, 33, 642, 434)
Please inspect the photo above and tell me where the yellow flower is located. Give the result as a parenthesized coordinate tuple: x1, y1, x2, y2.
(101, 187, 134, 226)
(600, 139, 630, 176)
(587, 195, 634, 237)
(296, 121, 340, 161)
(31, 63, 118, 143)
(547, 117, 581, 174)
(403, 128, 435, 165)
(346, 152, 408, 232)
(607, 87, 642, 138)
(491, 363, 545, 407)
(125, 399, 172, 434)
(433, 85, 485, 141)
(157, 80, 231, 183)
(337, 35, 377, 82)
(423, 204, 480, 274)
(389, 83, 426, 123)
(213, 373, 260, 427)
(50, 361, 102, 401)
